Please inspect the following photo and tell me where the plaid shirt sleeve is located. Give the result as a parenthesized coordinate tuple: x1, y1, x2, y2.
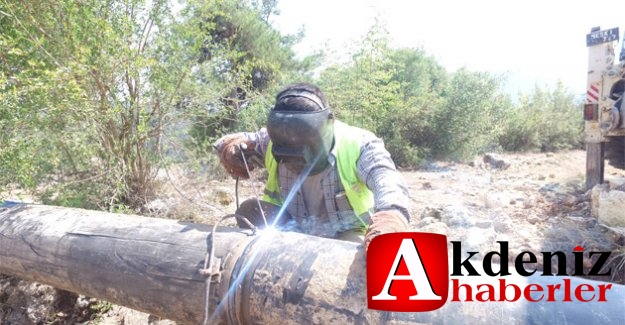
(356, 132, 412, 223)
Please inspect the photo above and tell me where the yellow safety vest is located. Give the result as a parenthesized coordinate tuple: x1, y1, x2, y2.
(263, 120, 374, 216)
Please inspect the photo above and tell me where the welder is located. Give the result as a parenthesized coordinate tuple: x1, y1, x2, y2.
(214, 82, 411, 249)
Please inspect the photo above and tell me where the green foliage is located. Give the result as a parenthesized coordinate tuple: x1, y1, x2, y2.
(0, 1, 586, 216)
(0, 0, 319, 210)
(431, 69, 510, 160)
(183, 0, 314, 133)
(40, 180, 109, 210)
(318, 23, 512, 164)
(498, 82, 584, 152)
(0, 1, 96, 190)
(318, 23, 401, 132)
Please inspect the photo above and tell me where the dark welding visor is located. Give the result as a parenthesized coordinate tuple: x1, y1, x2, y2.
(271, 146, 307, 163)
(267, 109, 334, 174)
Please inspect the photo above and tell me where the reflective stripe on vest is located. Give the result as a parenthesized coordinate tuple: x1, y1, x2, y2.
(262, 120, 374, 216)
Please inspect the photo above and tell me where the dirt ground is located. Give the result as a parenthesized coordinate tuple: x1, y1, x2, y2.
(2, 149, 625, 324)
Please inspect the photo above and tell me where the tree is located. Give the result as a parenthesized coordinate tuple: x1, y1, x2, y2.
(498, 82, 583, 152)
(317, 22, 452, 166)
(433, 68, 510, 160)
(0, 0, 96, 192)
(1, 0, 204, 209)
(185, 0, 319, 140)
(318, 23, 401, 133)
(0, 0, 318, 210)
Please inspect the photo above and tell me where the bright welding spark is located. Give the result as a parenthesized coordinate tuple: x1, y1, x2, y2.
(208, 173, 312, 322)
(208, 152, 323, 322)
(256, 224, 279, 236)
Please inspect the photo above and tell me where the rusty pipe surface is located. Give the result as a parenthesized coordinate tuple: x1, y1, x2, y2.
(1, 203, 624, 324)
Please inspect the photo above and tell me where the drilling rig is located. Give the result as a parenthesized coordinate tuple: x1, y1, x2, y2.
(584, 26, 625, 189)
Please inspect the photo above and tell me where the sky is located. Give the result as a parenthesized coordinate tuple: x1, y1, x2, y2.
(271, 0, 625, 98)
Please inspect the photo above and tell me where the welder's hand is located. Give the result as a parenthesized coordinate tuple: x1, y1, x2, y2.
(214, 134, 259, 179)
(364, 210, 408, 250)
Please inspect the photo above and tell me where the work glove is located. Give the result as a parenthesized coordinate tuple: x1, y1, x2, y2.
(213, 134, 260, 179)
(364, 210, 409, 250)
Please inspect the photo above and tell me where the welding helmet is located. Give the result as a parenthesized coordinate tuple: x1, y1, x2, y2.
(267, 87, 335, 174)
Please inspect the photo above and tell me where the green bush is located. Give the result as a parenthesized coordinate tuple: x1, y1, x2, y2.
(426, 69, 510, 161)
(498, 84, 583, 152)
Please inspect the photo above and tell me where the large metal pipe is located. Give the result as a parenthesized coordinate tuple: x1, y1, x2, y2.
(0, 203, 624, 324)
